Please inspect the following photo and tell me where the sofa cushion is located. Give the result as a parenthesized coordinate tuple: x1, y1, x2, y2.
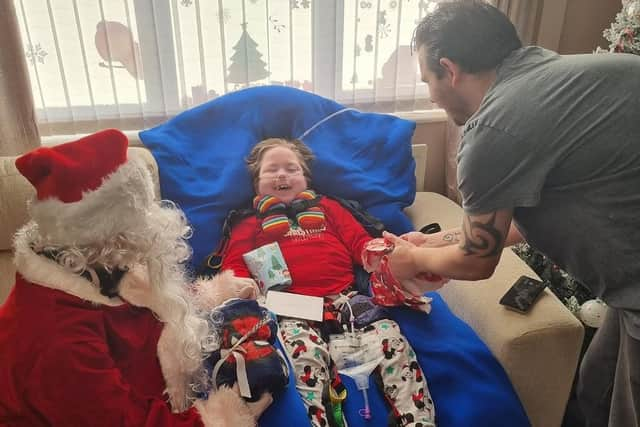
(0, 252, 15, 303)
(0, 156, 33, 251)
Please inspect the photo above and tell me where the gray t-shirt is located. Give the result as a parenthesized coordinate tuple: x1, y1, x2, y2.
(457, 47, 640, 337)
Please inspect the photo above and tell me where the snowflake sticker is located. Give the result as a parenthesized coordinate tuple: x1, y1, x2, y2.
(180, 0, 192, 7)
(378, 11, 391, 38)
(379, 23, 391, 38)
(25, 43, 47, 66)
(269, 16, 285, 33)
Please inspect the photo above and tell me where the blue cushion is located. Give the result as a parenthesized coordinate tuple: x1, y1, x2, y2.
(139, 86, 416, 269)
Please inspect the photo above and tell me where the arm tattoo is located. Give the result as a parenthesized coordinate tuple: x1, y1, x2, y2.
(442, 231, 461, 243)
(459, 212, 504, 257)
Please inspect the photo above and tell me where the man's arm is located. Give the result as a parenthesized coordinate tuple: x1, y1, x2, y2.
(402, 222, 523, 248)
(386, 208, 515, 281)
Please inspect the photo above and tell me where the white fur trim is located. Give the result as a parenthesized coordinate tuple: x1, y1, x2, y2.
(194, 387, 257, 427)
(157, 325, 193, 412)
(192, 270, 259, 311)
(28, 157, 155, 246)
(13, 231, 124, 306)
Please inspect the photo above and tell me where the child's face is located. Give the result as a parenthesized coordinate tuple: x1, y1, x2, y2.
(257, 146, 308, 203)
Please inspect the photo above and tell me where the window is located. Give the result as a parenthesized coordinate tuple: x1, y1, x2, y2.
(14, 0, 537, 135)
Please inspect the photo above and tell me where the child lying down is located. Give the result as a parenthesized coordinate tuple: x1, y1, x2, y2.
(211, 137, 446, 427)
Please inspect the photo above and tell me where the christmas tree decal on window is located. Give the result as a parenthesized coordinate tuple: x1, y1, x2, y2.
(227, 23, 270, 85)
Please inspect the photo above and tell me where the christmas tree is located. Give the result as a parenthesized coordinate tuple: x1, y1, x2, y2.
(227, 23, 270, 84)
(271, 255, 283, 270)
(602, 0, 640, 54)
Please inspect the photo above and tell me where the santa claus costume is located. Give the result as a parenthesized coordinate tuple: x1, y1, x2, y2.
(0, 129, 268, 426)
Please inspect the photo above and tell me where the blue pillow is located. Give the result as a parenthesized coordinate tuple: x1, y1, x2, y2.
(139, 86, 416, 269)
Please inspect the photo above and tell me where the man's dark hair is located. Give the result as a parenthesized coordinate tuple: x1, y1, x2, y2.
(412, 0, 522, 78)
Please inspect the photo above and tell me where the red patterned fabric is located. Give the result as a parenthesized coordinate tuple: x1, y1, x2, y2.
(363, 238, 435, 313)
(369, 257, 432, 313)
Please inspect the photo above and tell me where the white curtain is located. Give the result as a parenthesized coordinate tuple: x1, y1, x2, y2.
(13, 0, 541, 136)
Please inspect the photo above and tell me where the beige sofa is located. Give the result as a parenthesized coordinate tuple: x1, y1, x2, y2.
(0, 144, 583, 427)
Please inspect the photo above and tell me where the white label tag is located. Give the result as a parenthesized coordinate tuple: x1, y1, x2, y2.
(265, 291, 324, 321)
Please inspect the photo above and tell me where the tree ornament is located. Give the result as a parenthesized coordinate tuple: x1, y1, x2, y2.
(579, 298, 607, 328)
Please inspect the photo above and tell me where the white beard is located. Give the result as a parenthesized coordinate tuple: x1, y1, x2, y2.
(14, 200, 211, 412)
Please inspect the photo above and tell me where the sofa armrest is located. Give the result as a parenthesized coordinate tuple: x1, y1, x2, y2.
(405, 192, 584, 427)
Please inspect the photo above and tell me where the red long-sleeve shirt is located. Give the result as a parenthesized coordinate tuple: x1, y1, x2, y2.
(221, 197, 372, 297)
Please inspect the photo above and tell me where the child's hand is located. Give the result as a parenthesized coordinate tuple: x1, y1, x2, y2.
(361, 237, 394, 273)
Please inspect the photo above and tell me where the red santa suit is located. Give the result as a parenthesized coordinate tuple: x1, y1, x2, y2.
(0, 129, 258, 427)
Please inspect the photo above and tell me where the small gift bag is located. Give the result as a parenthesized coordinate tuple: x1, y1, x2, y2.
(242, 242, 292, 294)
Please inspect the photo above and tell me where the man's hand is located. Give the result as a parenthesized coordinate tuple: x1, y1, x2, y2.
(403, 276, 449, 295)
(385, 232, 450, 294)
(399, 231, 430, 246)
(383, 232, 421, 281)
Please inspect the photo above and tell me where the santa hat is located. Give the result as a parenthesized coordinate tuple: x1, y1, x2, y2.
(15, 129, 156, 247)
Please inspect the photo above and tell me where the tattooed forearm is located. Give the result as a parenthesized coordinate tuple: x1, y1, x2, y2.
(459, 212, 504, 257)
